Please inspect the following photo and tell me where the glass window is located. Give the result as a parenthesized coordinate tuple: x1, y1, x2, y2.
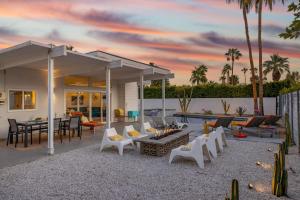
(9, 90, 23, 110)
(9, 90, 37, 111)
(24, 91, 36, 109)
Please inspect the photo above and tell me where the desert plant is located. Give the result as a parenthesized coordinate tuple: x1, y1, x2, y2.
(272, 144, 288, 197)
(177, 87, 193, 113)
(202, 109, 213, 115)
(221, 99, 230, 115)
(284, 113, 293, 147)
(235, 106, 247, 116)
(225, 179, 239, 200)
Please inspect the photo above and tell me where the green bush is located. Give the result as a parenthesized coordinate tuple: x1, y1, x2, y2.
(144, 80, 291, 98)
(279, 83, 300, 95)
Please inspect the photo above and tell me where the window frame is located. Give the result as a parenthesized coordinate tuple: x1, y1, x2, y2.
(8, 89, 37, 112)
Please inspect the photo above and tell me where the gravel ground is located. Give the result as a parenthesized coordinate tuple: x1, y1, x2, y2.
(0, 140, 299, 200)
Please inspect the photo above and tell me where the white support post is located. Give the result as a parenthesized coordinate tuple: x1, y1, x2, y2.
(140, 72, 144, 132)
(162, 79, 166, 118)
(47, 55, 54, 155)
(100, 92, 104, 123)
(89, 93, 92, 121)
(106, 66, 111, 129)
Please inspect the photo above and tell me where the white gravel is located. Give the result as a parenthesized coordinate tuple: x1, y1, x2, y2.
(0, 140, 299, 200)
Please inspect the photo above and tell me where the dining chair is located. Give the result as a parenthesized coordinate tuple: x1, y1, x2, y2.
(39, 118, 63, 144)
(7, 119, 25, 148)
(65, 116, 81, 142)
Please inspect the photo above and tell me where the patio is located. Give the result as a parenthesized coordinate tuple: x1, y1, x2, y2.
(0, 137, 299, 200)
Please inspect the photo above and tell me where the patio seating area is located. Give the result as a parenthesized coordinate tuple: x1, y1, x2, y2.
(0, 135, 299, 200)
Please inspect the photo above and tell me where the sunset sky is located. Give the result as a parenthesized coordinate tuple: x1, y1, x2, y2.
(0, 0, 299, 84)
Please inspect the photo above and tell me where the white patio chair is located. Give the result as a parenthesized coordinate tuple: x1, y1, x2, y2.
(169, 136, 212, 169)
(151, 116, 166, 128)
(100, 128, 134, 156)
(214, 126, 227, 153)
(199, 132, 218, 159)
(165, 116, 188, 129)
(142, 122, 158, 135)
(123, 125, 147, 139)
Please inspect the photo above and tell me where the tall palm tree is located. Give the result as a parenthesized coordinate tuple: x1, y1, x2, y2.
(241, 67, 248, 84)
(226, 0, 258, 113)
(219, 75, 226, 84)
(263, 54, 290, 81)
(222, 64, 231, 84)
(225, 48, 242, 81)
(256, 0, 287, 115)
(190, 65, 208, 85)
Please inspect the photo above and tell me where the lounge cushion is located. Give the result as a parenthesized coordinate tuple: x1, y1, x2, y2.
(128, 130, 141, 137)
(109, 134, 124, 141)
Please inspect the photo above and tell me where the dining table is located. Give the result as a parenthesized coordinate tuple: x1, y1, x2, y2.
(17, 118, 70, 147)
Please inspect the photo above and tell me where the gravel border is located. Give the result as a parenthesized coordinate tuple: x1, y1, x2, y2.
(0, 140, 299, 200)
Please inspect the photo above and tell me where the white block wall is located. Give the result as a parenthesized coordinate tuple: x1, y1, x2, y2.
(143, 98, 276, 115)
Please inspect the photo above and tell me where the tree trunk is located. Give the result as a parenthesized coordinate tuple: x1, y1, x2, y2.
(231, 58, 234, 85)
(227, 72, 230, 84)
(243, 6, 258, 113)
(258, 0, 264, 115)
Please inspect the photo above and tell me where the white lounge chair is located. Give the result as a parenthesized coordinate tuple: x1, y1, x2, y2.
(100, 128, 134, 156)
(169, 136, 212, 169)
(165, 116, 188, 129)
(123, 125, 147, 139)
(214, 126, 227, 153)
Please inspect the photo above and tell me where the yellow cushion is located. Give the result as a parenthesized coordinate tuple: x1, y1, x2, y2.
(181, 143, 192, 151)
(147, 127, 158, 133)
(202, 122, 209, 134)
(109, 134, 124, 141)
(128, 130, 140, 137)
(231, 121, 240, 127)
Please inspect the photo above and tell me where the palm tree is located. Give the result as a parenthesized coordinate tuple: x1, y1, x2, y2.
(241, 67, 248, 84)
(229, 75, 240, 85)
(190, 65, 208, 85)
(263, 54, 290, 81)
(226, 0, 258, 113)
(286, 71, 300, 83)
(256, 0, 287, 115)
(222, 64, 232, 84)
(225, 48, 242, 81)
(219, 75, 226, 84)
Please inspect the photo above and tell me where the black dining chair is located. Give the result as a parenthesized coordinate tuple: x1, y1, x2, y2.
(64, 116, 81, 142)
(39, 118, 63, 144)
(7, 119, 25, 148)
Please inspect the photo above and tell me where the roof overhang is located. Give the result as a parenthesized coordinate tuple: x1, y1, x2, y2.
(0, 41, 174, 82)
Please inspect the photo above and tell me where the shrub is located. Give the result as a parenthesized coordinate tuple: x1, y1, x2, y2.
(144, 80, 291, 99)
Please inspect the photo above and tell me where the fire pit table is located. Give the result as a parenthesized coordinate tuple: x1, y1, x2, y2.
(135, 129, 192, 156)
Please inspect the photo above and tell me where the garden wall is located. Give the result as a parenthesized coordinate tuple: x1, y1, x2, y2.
(143, 97, 276, 115)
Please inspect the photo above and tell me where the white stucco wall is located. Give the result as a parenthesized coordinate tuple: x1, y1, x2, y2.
(143, 98, 276, 115)
(0, 68, 130, 138)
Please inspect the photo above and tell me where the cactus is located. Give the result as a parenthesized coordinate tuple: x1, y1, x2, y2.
(272, 144, 288, 197)
(272, 153, 279, 195)
(284, 113, 292, 147)
(221, 99, 230, 115)
(231, 179, 239, 200)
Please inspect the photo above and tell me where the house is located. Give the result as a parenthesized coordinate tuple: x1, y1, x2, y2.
(0, 41, 173, 154)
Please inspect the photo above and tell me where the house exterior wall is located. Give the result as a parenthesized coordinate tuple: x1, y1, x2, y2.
(143, 98, 276, 116)
(124, 82, 139, 114)
(0, 68, 135, 139)
(0, 67, 49, 138)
